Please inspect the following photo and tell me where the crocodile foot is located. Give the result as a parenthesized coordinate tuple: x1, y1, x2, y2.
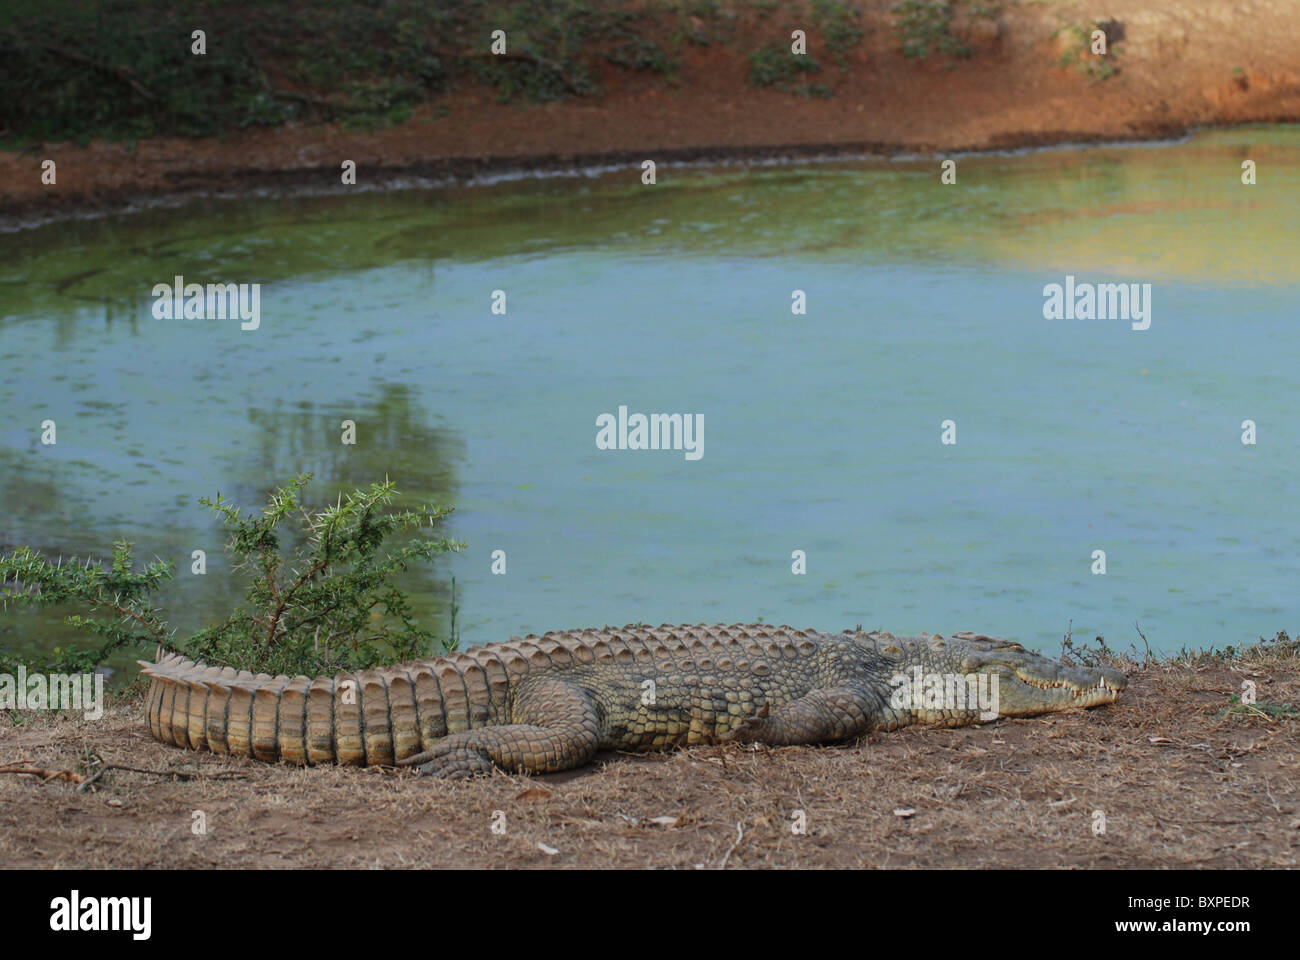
(415, 751, 497, 779)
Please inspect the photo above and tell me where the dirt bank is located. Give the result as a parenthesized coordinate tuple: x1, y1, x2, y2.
(2, 647, 1296, 869)
(2, 0, 1298, 225)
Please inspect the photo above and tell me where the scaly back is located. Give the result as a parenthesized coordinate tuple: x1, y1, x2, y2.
(140, 623, 834, 766)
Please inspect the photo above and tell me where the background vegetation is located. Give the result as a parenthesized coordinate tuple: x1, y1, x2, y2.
(0, 475, 463, 678)
(0, 0, 949, 146)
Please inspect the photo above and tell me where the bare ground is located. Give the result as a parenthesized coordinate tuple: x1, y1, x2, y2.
(2, 650, 1296, 869)
(3, 0, 1299, 223)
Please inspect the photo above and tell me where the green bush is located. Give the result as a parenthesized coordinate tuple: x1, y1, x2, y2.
(811, 0, 864, 64)
(891, 0, 971, 60)
(0, 475, 464, 677)
(0, 0, 687, 145)
(1052, 22, 1121, 82)
(748, 43, 821, 88)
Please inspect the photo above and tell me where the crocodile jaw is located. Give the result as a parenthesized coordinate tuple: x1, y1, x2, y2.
(956, 637, 1127, 717)
(994, 662, 1126, 713)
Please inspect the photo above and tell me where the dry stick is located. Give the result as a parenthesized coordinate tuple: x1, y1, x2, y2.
(0, 765, 83, 784)
(2, 762, 246, 790)
(718, 821, 744, 869)
(76, 764, 248, 793)
(1133, 620, 1153, 662)
(74, 765, 120, 793)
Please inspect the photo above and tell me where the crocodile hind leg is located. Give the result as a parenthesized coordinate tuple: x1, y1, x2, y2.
(728, 685, 876, 746)
(397, 677, 601, 779)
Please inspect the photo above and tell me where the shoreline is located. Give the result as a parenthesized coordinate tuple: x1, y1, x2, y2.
(0, 127, 1200, 232)
(0, 121, 1273, 234)
(3, 0, 1298, 230)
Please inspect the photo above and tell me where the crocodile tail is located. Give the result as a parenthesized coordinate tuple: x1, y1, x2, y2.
(138, 651, 454, 766)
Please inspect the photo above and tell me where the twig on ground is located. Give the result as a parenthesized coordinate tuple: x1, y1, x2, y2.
(718, 820, 743, 869)
(1134, 620, 1153, 662)
(76, 764, 249, 792)
(0, 765, 83, 784)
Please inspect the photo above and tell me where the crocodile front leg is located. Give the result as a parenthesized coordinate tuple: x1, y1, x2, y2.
(398, 677, 601, 778)
(729, 685, 877, 746)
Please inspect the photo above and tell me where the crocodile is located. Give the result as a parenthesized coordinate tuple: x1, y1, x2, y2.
(139, 623, 1127, 778)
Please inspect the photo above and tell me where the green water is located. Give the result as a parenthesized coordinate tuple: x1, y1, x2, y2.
(2, 126, 1297, 670)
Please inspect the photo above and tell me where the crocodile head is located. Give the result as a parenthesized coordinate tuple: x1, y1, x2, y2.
(952, 632, 1126, 716)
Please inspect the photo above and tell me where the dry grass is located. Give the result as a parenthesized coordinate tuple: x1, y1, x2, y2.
(2, 648, 1297, 869)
